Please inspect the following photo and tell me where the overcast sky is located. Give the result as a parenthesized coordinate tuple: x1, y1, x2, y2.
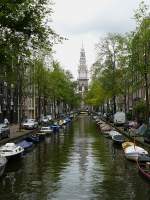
(52, 0, 150, 79)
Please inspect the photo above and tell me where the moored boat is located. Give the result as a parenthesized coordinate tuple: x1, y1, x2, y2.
(112, 134, 125, 144)
(51, 124, 60, 133)
(36, 132, 47, 140)
(122, 141, 134, 150)
(25, 134, 40, 144)
(137, 160, 150, 181)
(100, 124, 112, 132)
(64, 117, 71, 123)
(0, 156, 7, 177)
(108, 130, 120, 139)
(138, 154, 150, 162)
(40, 126, 53, 134)
(124, 145, 148, 161)
(0, 143, 24, 159)
(17, 140, 33, 152)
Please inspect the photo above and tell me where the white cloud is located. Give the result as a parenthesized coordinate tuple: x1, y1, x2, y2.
(52, 0, 150, 79)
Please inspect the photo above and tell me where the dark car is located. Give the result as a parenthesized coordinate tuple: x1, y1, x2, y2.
(0, 123, 10, 140)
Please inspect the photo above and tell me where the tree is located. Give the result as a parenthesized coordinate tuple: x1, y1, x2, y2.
(0, 0, 61, 124)
(95, 33, 128, 113)
(131, 1, 150, 125)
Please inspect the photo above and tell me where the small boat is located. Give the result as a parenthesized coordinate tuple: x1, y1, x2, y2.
(96, 120, 104, 126)
(93, 115, 97, 120)
(138, 154, 150, 162)
(112, 134, 125, 144)
(51, 124, 60, 133)
(124, 145, 148, 161)
(59, 120, 64, 126)
(100, 124, 112, 132)
(17, 140, 33, 152)
(0, 143, 24, 159)
(40, 126, 53, 134)
(64, 117, 71, 123)
(122, 141, 134, 150)
(95, 118, 100, 123)
(36, 132, 47, 140)
(108, 130, 120, 139)
(0, 156, 7, 177)
(137, 160, 150, 180)
(25, 135, 40, 144)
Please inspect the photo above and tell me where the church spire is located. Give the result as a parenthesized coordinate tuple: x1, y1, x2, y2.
(77, 44, 88, 99)
(79, 44, 86, 67)
(82, 41, 84, 49)
(78, 45, 88, 80)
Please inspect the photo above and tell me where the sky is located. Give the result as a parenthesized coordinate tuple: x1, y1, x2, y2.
(52, 0, 150, 79)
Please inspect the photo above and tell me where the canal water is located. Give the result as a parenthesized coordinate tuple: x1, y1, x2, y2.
(0, 115, 149, 200)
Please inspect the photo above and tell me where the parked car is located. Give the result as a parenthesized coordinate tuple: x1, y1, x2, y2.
(22, 119, 38, 130)
(0, 123, 10, 140)
(41, 116, 49, 124)
(46, 115, 52, 121)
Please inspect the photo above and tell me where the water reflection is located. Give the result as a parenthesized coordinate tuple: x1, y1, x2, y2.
(0, 116, 149, 200)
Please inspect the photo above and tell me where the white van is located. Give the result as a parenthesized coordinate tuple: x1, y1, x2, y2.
(114, 112, 126, 125)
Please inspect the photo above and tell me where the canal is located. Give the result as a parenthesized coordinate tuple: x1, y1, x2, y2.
(0, 115, 149, 200)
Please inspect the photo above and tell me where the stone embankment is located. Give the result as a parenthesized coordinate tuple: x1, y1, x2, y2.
(0, 124, 35, 146)
(99, 118, 150, 151)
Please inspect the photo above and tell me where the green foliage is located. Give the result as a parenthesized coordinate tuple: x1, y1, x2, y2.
(85, 80, 105, 106)
(33, 60, 78, 108)
(133, 100, 147, 121)
(0, 0, 60, 84)
(89, 1, 150, 115)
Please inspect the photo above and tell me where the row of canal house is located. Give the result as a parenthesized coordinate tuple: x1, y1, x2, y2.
(0, 81, 18, 123)
(0, 79, 71, 124)
(98, 70, 150, 116)
(106, 74, 150, 115)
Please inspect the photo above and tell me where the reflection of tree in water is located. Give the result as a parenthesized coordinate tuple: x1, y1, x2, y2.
(78, 115, 90, 135)
(78, 140, 89, 179)
(111, 145, 116, 160)
(76, 116, 92, 180)
(3, 172, 16, 193)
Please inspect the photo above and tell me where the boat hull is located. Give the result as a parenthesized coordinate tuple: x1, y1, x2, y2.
(125, 152, 141, 161)
(5, 151, 24, 160)
(124, 146, 148, 161)
(112, 135, 125, 144)
(17, 140, 33, 153)
(137, 162, 150, 180)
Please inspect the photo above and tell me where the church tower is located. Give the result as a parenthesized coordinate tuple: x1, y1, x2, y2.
(77, 45, 88, 107)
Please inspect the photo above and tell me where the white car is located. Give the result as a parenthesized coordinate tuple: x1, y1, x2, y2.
(41, 116, 49, 123)
(46, 115, 52, 121)
(22, 119, 38, 130)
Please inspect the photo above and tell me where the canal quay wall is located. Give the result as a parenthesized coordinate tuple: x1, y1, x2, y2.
(97, 117, 150, 151)
(0, 115, 78, 146)
(0, 124, 35, 146)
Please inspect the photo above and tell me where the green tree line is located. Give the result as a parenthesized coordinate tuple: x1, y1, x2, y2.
(0, 0, 79, 122)
(85, 0, 150, 125)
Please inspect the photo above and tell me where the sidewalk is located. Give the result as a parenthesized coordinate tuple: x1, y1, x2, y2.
(0, 124, 34, 145)
(10, 124, 29, 138)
